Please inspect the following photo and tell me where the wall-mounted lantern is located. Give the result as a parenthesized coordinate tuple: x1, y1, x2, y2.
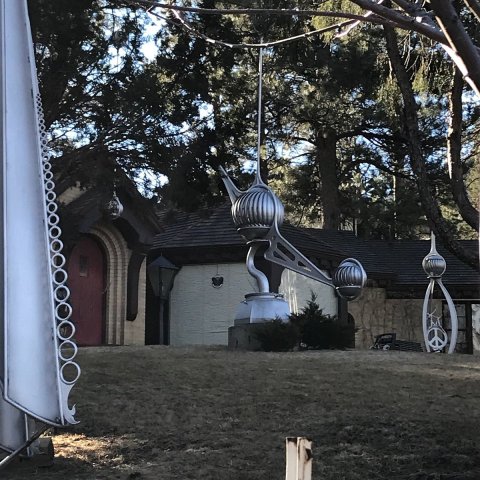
(147, 256, 179, 345)
(147, 256, 179, 300)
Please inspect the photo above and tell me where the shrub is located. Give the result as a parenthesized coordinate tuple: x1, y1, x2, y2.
(289, 293, 350, 349)
(253, 319, 299, 352)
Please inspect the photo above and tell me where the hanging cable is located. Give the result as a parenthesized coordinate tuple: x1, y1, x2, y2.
(256, 45, 263, 184)
(136, 1, 388, 50)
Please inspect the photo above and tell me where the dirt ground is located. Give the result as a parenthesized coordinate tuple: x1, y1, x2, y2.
(2, 346, 480, 479)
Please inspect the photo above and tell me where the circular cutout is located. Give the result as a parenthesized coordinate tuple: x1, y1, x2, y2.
(44, 180, 55, 192)
(46, 190, 56, 202)
(50, 239, 64, 254)
(48, 213, 60, 226)
(53, 268, 68, 286)
(54, 285, 70, 302)
(57, 321, 76, 341)
(47, 202, 58, 214)
(59, 340, 78, 362)
(52, 254, 66, 269)
(44, 171, 53, 181)
(55, 301, 72, 320)
(60, 361, 81, 385)
(49, 226, 61, 239)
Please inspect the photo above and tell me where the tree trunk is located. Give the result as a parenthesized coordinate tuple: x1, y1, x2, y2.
(447, 67, 479, 231)
(315, 129, 341, 230)
(384, 25, 479, 269)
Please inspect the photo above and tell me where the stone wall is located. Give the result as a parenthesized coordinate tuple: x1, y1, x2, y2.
(348, 287, 441, 349)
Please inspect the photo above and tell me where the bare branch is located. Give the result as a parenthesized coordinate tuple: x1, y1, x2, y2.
(349, 0, 447, 44)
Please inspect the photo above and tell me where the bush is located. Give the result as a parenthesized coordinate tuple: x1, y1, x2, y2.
(253, 319, 299, 352)
(289, 293, 350, 350)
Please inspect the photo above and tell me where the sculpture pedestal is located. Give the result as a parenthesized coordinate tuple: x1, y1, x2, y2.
(228, 324, 262, 351)
(233, 292, 290, 325)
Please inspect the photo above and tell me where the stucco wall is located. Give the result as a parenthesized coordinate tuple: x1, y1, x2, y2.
(279, 269, 337, 316)
(123, 258, 147, 345)
(170, 263, 257, 346)
(348, 288, 440, 349)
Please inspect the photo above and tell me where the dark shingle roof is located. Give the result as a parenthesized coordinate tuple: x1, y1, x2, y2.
(305, 228, 479, 287)
(153, 202, 479, 289)
(153, 201, 345, 261)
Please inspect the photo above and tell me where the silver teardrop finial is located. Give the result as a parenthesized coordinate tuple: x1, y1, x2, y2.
(422, 231, 446, 278)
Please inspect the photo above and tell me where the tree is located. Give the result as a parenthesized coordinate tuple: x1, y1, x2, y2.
(29, 0, 227, 209)
(136, 0, 479, 267)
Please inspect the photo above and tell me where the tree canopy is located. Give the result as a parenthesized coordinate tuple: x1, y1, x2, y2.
(30, 0, 479, 268)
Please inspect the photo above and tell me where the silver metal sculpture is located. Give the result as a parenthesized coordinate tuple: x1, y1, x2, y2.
(422, 232, 458, 353)
(220, 48, 366, 324)
(0, 0, 79, 466)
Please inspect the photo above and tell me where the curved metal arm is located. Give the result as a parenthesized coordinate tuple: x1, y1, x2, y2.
(219, 166, 242, 204)
(247, 243, 270, 293)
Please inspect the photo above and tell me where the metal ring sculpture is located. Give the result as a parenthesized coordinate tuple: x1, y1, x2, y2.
(422, 233, 458, 354)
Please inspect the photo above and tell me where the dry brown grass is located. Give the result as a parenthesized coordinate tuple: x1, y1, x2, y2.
(3, 346, 480, 479)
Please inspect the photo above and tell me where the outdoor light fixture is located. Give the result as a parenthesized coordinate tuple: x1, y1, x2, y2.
(147, 256, 179, 300)
(147, 256, 179, 345)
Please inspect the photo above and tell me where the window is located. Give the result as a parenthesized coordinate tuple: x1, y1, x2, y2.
(79, 255, 88, 277)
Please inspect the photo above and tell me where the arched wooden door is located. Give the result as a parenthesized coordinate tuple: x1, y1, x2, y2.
(67, 236, 106, 346)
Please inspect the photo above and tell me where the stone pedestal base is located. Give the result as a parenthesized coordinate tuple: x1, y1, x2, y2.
(228, 324, 262, 351)
(234, 292, 290, 325)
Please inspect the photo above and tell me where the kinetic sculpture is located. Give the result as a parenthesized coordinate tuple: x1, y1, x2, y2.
(422, 233, 458, 353)
(0, 0, 79, 466)
(220, 49, 366, 324)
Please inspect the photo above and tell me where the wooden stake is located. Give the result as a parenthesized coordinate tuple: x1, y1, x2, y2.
(285, 437, 313, 480)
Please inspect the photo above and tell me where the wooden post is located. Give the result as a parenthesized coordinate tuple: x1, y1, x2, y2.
(285, 437, 313, 480)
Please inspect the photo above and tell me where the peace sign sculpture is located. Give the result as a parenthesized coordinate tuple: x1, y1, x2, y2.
(422, 233, 458, 354)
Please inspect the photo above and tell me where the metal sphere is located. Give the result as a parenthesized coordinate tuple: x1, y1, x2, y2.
(231, 185, 284, 241)
(422, 253, 446, 278)
(332, 258, 367, 301)
(104, 194, 124, 220)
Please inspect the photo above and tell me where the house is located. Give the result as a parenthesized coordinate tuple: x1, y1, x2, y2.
(58, 171, 161, 347)
(151, 201, 480, 352)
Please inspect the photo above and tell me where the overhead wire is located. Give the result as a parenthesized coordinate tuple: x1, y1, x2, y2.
(130, 0, 390, 49)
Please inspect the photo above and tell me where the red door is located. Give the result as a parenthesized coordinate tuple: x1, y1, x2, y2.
(67, 236, 106, 346)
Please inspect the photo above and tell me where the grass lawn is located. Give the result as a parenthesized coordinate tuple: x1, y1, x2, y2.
(3, 346, 480, 479)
